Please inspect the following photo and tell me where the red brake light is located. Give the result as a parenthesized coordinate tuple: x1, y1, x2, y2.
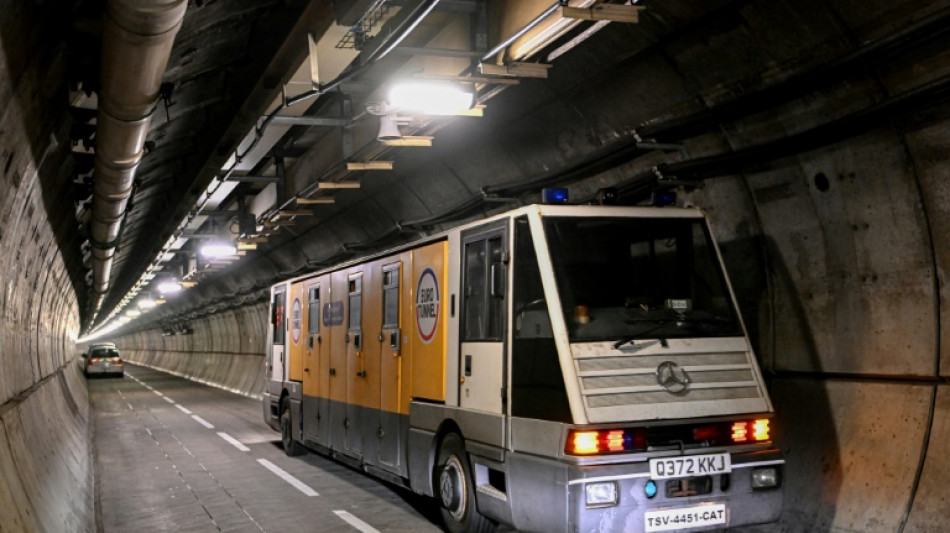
(731, 421, 748, 442)
(731, 419, 770, 443)
(692, 425, 719, 441)
(565, 429, 647, 455)
(606, 430, 625, 452)
(569, 431, 600, 455)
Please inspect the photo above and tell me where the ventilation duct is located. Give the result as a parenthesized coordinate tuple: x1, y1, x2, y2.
(88, 0, 187, 320)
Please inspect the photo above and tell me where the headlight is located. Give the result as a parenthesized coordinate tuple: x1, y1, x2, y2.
(751, 467, 780, 489)
(585, 482, 618, 508)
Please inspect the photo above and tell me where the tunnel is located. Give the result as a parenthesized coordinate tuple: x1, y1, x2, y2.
(1, 0, 949, 531)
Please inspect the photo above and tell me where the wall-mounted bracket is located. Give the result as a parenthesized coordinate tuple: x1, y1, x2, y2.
(560, 4, 644, 23)
(478, 62, 552, 78)
(347, 161, 394, 171)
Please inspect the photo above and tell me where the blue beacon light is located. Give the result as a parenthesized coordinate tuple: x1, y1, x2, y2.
(644, 480, 658, 498)
(542, 187, 569, 204)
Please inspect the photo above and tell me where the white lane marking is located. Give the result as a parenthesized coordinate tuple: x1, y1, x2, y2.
(175, 404, 193, 415)
(192, 415, 215, 429)
(217, 432, 250, 452)
(257, 459, 318, 497)
(333, 511, 380, 533)
(163, 396, 175, 404)
(145, 428, 152, 436)
(153, 390, 163, 396)
(126, 403, 134, 411)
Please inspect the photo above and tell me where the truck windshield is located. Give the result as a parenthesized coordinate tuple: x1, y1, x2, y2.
(542, 216, 742, 342)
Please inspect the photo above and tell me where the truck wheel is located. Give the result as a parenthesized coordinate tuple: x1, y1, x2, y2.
(435, 433, 493, 533)
(280, 403, 305, 456)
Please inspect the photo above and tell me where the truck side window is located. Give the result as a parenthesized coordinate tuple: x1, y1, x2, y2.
(272, 291, 285, 344)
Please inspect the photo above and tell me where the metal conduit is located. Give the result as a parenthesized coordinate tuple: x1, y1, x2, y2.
(88, 0, 187, 319)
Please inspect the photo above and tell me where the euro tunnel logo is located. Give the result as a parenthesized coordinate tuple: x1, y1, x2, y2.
(291, 298, 302, 344)
(656, 361, 690, 395)
(416, 267, 440, 344)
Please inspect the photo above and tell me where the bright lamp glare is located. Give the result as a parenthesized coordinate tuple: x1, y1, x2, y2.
(126, 309, 141, 317)
(158, 281, 182, 294)
(201, 242, 237, 258)
(138, 298, 156, 309)
(388, 82, 474, 115)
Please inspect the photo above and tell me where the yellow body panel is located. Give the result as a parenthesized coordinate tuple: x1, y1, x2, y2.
(291, 241, 448, 417)
(407, 242, 447, 409)
(287, 282, 305, 382)
(301, 277, 322, 397)
(328, 270, 349, 403)
(380, 254, 409, 417)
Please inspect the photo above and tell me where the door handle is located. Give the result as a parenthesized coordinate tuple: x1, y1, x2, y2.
(464, 354, 472, 377)
(329, 367, 336, 376)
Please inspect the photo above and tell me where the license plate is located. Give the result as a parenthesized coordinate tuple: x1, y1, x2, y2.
(644, 504, 727, 532)
(649, 453, 730, 480)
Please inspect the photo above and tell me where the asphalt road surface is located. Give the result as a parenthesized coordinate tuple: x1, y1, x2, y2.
(89, 364, 445, 532)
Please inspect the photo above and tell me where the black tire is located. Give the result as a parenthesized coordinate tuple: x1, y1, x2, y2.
(435, 433, 493, 533)
(280, 403, 305, 457)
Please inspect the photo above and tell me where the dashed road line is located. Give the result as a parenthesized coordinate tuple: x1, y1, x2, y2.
(162, 396, 175, 404)
(333, 510, 381, 533)
(192, 415, 215, 429)
(175, 404, 193, 415)
(218, 432, 250, 452)
(257, 459, 318, 497)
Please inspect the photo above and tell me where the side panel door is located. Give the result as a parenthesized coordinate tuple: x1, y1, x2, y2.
(269, 287, 287, 382)
(344, 269, 365, 456)
(315, 276, 333, 445)
(327, 269, 349, 451)
(302, 279, 322, 443)
(359, 262, 382, 464)
(459, 223, 508, 414)
(287, 282, 305, 382)
(378, 258, 405, 472)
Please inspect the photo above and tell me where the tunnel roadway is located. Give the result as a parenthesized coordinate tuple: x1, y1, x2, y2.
(89, 365, 443, 533)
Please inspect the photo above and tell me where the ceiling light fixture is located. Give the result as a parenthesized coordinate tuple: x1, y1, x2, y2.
(200, 242, 237, 258)
(158, 280, 183, 294)
(387, 81, 474, 115)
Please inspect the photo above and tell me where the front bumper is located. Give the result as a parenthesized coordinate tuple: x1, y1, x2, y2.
(506, 448, 783, 533)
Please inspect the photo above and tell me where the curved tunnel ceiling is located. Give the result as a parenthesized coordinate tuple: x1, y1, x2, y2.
(23, 0, 950, 531)
(100, 0, 950, 338)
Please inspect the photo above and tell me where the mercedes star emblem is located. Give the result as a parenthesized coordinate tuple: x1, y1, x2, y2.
(656, 361, 691, 395)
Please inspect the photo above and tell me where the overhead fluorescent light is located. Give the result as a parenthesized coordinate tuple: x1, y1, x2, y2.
(158, 280, 183, 294)
(200, 242, 237, 258)
(388, 82, 474, 115)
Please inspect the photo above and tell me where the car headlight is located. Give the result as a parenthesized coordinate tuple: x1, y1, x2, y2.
(751, 467, 780, 489)
(585, 482, 618, 508)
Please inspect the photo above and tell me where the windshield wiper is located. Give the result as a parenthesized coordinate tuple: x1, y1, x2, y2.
(612, 337, 669, 351)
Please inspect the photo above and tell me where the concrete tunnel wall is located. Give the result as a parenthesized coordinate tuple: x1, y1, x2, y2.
(116, 303, 269, 399)
(0, 17, 91, 529)
(0, 1, 947, 532)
